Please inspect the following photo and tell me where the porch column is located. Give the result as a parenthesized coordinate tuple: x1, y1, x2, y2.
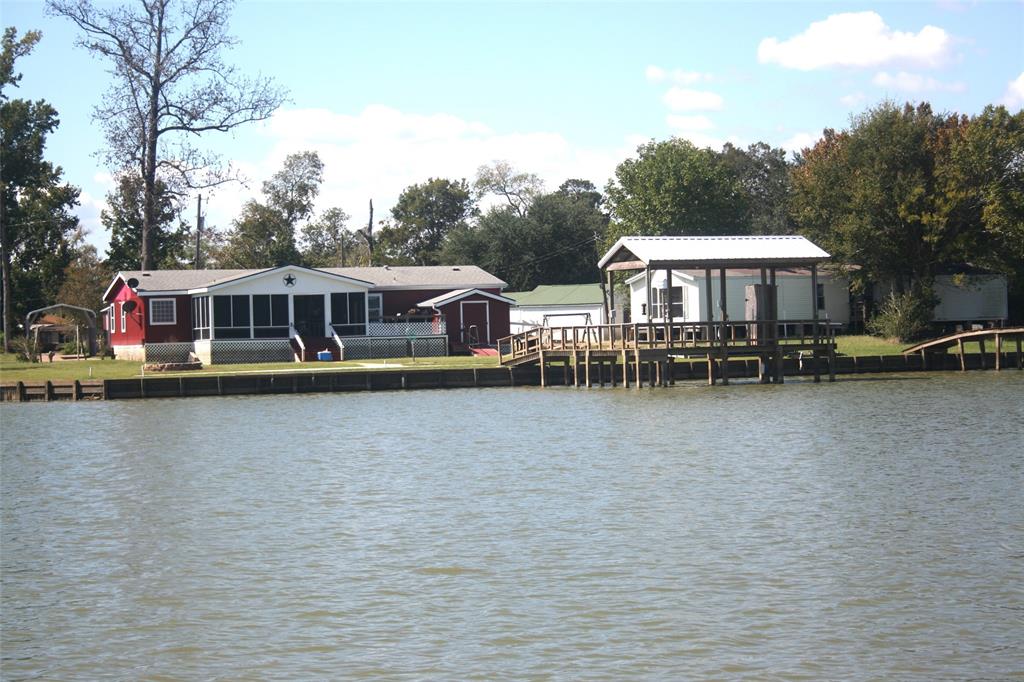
(665, 268, 673, 346)
(645, 265, 652, 323)
(719, 267, 729, 385)
(811, 264, 820, 345)
(606, 268, 614, 324)
(704, 268, 714, 343)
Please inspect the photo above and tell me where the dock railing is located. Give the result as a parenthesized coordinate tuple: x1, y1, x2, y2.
(498, 320, 836, 365)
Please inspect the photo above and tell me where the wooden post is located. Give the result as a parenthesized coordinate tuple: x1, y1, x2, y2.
(645, 265, 653, 326)
(44, 380, 53, 402)
(16, 381, 25, 402)
(585, 350, 592, 387)
(705, 269, 714, 345)
(995, 333, 1001, 371)
(539, 349, 546, 387)
(622, 350, 629, 387)
(979, 338, 987, 369)
(73, 379, 81, 401)
(707, 355, 715, 386)
(1017, 334, 1022, 370)
(958, 339, 966, 371)
(634, 349, 641, 388)
(719, 268, 729, 386)
(668, 357, 675, 385)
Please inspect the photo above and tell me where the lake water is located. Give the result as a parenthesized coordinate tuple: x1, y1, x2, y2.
(2, 372, 1023, 679)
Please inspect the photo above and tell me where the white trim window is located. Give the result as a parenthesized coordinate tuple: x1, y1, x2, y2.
(108, 307, 115, 335)
(149, 298, 177, 325)
(367, 293, 383, 322)
(120, 302, 127, 333)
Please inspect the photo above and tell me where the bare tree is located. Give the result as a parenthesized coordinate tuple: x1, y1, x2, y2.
(474, 160, 544, 218)
(48, 0, 286, 270)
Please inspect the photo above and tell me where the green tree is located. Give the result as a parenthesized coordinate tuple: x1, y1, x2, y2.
(1, 27, 80, 351)
(719, 142, 792, 235)
(103, 174, 188, 270)
(57, 241, 112, 314)
(441, 182, 609, 291)
(376, 178, 476, 265)
(604, 138, 747, 245)
(219, 152, 323, 268)
(792, 102, 970, 298)
(301, 207, 365, 267)
(474, 161, 543, 218)
(49, 0, 286, 270)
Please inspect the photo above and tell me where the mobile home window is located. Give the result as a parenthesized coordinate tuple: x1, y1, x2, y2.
(252, 294, 289, 338)
(816, 283, 826, 311)
(367, 293, 383, 322)
(331, 292, 367, 336)
(108, 307, 115, 335)
(191, 295, 210, 340)
(213, 294, 251, 339)
(120, 302, 126, 333)
(149, 298, 177, 325)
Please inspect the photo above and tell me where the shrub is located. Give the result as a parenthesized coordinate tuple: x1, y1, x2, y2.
(868, 290, 935, 342)
(9, 336, 40, 363)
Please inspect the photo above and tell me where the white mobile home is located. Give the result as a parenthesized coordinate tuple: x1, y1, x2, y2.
(627, 268, 851, 326)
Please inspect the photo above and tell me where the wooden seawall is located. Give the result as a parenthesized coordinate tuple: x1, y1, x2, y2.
(1, 351, 1018, 402)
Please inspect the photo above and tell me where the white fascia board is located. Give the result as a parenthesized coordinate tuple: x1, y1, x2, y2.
(101, 273, 128, 302)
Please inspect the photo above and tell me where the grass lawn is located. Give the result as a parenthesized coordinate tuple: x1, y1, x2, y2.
(0, 353, 500, 383)
(833, 335, 907, 356)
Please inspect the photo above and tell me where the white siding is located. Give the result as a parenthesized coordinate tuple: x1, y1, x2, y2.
(932, 275, 1008, 321)
(510, 304, 605, 333)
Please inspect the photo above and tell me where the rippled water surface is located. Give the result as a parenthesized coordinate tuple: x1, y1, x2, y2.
(2, 372, 1023, 679)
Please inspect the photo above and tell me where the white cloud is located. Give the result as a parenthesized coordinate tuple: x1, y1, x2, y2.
(781, 132, 818, 154)
(663, 87, 724, 111)
(200, 105, 635, 234)
(1003, 72, 1024, 110)
(872, 71, 966, 92)
(758, 11, 953, 70)
(839, 92, 867, 107)
(646, 65, 713, 85)
(78, 191, 110, 253)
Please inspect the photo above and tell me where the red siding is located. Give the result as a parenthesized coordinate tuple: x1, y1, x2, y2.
(105, 279, 191, 345)
(380, 288, 503, 316)
(434, 293, 510, 346)
(145, 295, 192, 343)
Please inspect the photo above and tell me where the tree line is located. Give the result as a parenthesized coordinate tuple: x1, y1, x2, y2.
(3, 4, 1022, 351)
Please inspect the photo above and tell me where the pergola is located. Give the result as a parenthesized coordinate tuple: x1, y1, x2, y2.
(598, 235, 831, 331)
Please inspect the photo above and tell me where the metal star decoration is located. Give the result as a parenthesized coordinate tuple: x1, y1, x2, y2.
(283, 275, 296, 287)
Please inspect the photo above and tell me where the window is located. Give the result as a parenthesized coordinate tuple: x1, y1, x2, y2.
(191, 296, 210, 340)
(213, 295, 251, 339)
(368, 293, 383, 322)
(331, 292, 367, 336)
(120, 302, 126, 333)
(149, 298, 177, 325)
(252, 294, 289, 338)
(108, 307, 115, 335)
(816, 283, 826, 311)
(652, 287, 685, 320)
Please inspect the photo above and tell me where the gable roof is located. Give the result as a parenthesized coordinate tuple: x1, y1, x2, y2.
(418, 288, 516, 308)
(599, 235, 830, 271)
(330, 265, 507, 290)
(102, 265, 501, 300)
(506, 283, 604, 307)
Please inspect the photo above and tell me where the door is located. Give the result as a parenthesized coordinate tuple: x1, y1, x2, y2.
(292, 295, 325, 338)
(460, 301, 489, 344)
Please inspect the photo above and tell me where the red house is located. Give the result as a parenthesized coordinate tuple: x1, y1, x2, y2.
(101, 264, 512, 364)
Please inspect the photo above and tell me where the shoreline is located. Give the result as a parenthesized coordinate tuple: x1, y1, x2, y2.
(2, 351, 1020, 402)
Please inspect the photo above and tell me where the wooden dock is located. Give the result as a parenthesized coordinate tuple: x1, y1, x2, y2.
(903, 326, 1024, 371)
(499, 320, 838, 387)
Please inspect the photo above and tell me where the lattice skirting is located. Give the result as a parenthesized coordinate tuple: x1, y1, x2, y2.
(340, 335, 448, 360)
(367, 320, 446, 337)
(144, 342, 195, 364)
(210, 339, 294, 364)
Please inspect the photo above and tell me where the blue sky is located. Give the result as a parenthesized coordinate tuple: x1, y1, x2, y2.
(4, 0, 1023, 254)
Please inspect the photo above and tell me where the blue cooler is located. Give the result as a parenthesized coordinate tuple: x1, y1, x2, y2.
(317, 350, 333, 361)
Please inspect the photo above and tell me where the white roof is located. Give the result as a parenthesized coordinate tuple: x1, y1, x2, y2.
(598, 235, 830, 270)
(418, 288, 516, 308)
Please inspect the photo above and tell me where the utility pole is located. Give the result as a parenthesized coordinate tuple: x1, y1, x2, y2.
(194, 194, 204, 269)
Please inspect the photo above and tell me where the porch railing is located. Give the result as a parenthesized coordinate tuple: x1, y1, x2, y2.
(366, 315, 445, 337)
(498, 320, 837, 364)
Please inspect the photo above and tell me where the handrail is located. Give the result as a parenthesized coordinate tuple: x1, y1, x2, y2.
(498, 319, 838, 364)
(332, 329, 345, 361)
(289, 325, 306, 362)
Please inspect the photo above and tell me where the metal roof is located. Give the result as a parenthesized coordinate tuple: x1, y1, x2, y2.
(598, 235, 830, 270)
(506, 283, 604, 307)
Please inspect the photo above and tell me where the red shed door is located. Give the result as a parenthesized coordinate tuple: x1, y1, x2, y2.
(460, 301, 489, 344)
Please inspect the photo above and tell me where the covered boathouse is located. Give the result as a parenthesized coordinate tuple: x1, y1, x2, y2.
(102, 264, 512, 364)
(498, 235, 838, 386)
